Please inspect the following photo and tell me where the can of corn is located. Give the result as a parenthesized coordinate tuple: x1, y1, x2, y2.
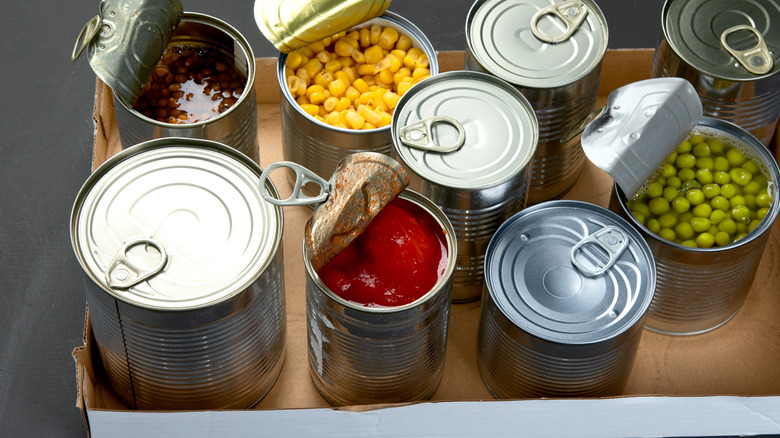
(652, 0, 780, 147)
(465, 0, 608, 205)
(391, 71, 538, 302)
(477, 200, 656, 398)
(70, 138, 286, 410)
(73, 1, 260, 162)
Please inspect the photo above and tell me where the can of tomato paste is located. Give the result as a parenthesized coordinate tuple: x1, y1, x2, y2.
(652, 0, 780, 147)
(304, 190, 457, 406)
(478, 200, 656, 398)
(73, 1, 260, 162)
(70, 138, 286, 410)
(391, 71, 538, 302)
(272, 11, 439, 195)
(465, 0, 608, 204)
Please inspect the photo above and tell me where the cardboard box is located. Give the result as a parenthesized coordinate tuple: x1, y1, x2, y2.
(72, 50, 780, 437)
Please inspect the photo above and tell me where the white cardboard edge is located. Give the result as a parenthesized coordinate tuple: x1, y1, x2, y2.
(87, 396, 780, 437)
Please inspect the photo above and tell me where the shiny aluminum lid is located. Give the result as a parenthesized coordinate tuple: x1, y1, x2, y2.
(485, 200, 655, 344)
(392, 71, 538, 190)
(466, 0, 608, 88)
(71, 138, 283, 310)
(663, 0, 780, 81)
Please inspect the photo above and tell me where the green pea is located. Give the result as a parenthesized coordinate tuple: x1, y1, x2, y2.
(707, 138, 724, 154)
(647, 182, 664, 198)
(686, 188, 705, 205)
(696, 156, 714, 170)
(718, 219, 736, 235)
(681, 240, 698, 248)
(729, 195, 746, 209)
(678, 168, 696, 182)
(691, 217, 711, 233)
(745, 194, 757, 209)
(720, 184, 737, 198)
(714, 231, 731, 246)
(690, 135, 704, 145)
(748, 219, 762, 233)
(649, 197, 670, 215)
(743, 180, 761, 195)
(735, 232, 748, 242)
(663, 186, 678, 202)
(709, 209, 727, 224)
(647, 218, 661, 234)
(665, 151, 678, 164)
(631, 211, 646, 224)
(666, 176, 682, 189)
(757, 207, 770, 221)
(659, 228, 676, 242)
(675, 222, 695, 240)
(729, 168, 752, 186)
(676, 140, 692, 153)
(676, 153, 696, 169)
(655, 176, 667, 187)
(681, 179, 701, 191)
(726, 148, 746, 166)
(713, 171, 731, 185)
(658, 213, 678, 229)
(736, 222, 748, 234)
(696, 232, 715, 248)
(629, 200, 651, 218)
(708, 225, 719, 235)
(692, 143, 711, 157)
(662, 163, 677, 178)
(696, 168, 713, 184)
(693, 203, 712, 218)
(732, 205, 751, 224)
(679, 211, 694, 224)
(671, 196, 690, 213)
(743, 159, 760, 175)
(702, 183, 720, 199)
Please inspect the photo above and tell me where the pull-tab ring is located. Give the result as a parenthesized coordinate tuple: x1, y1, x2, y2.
(260, 161, 330, 206)
(720, 24, 773, 75)
(106, 237, 168, 290)
(570, 225, 628, 278)
(531, 0, 589, 44)
(399, 116, 466, 153)
(72, 15, 102, 62)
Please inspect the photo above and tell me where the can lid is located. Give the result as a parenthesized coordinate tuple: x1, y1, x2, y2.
(71, 0, 183, 104)
(254, 0, 391, 53)
(392, 71, 538, 190)
(466, 0, 608, 88)
(663, 0, 780, 81)
(72, 140, 282, 310)
(485, 200, 655, 344)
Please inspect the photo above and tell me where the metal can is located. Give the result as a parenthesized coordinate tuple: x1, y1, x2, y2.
(652, 0, 780, 147)
(465, 0, 608, 204)
(609, 117, 780, 335)
(276, 11, 439, 193)
(391, 71, 538, 302)
(70, 138, 286, 410)
(478, 200, 656, 398)
(73, 2, 260, 162)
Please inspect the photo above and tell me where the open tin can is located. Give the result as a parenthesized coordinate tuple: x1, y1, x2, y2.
(73, 0, 259, 162)
(69, 138, 286, 410)
(465, 0, 608, 204)
(477, 200, 656, 398)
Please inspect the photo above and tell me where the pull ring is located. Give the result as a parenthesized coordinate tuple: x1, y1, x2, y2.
(570, 226, 628, 277)
(106, 237, 168, 290)
(72, 15, 102, 62)
(259, 161, 330, 206)
(399, 116, 466, 153)
(720, 24, 773, 75)
(531, 0, 589, 44)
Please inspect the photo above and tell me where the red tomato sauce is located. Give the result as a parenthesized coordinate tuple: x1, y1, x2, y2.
(318, 197, 448, 308)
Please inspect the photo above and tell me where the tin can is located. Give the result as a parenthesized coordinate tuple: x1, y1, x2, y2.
(609, 117, 780, 335)
(477, 200, 656, 398)
(276, 12, 439, 193)
(70, 138, 286, 410)
(74, 3, 260, 162)
(465, 0, 609, 204)
(391, 71, 538, 302)
(652, 0, 780, 147)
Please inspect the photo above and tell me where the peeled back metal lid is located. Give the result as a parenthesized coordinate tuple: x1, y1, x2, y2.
(392, 71, 538, 190)
(72, 0, 183, 104)
(466, 0, 608, 88)
(485, 200, 656, 344)
(71, 139, 282, 310)
(663, 0, 780, 81)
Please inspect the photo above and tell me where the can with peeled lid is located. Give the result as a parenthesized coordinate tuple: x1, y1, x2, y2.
(477, 200, 656, 398)
(465, 0, 608, 204)
(70, 138, 286, 410)
(391, 71, 538, 302)
(72, 0, 260, 162)
(652, 0, 780, 146)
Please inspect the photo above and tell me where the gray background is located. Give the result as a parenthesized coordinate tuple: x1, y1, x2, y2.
(0, 0, 664, 436)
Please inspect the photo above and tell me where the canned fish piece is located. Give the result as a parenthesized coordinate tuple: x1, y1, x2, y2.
(478, 200, 656, 398)
(275, 11, 439, 195)
(391, 71, 538, 302)
(652, 0, 780, 146)
(70, 138, 286, 410)
(465, 0, 608, 204)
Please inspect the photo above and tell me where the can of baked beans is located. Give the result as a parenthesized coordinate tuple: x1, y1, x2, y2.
(391, 71, 538, 302)
(477, 200, 656, 398)
(465, 0, 608, 204)
(70, 138, 286, 410)
(652, 0, 780, 147)
(73, 1, 260, 162)
(273, 11, 439, 195)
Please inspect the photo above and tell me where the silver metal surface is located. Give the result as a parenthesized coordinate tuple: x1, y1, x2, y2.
(71, 138, 286, 409)
(478, 200, 655, 398)
(392, 71, 538, 302)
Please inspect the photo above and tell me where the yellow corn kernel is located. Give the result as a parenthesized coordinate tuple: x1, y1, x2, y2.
(297, 47, 315, 59)
(359, 106, 383, 126)
(358, 91, 375, 106)
(342, 66, 357, 83)
(300, 104, 319, 117)
(351, 50, 366, 64)
(334, 37, 358, 57)
(318, 105, 328, 118)
(303, 58, 323, 77)
(296, 95, 310, 106)
(397, 77, 415, 96)
(328, 78, 347, 97)
(382, 91, 400, 109)
(363, 122, 376, 130)
(352, 78, 370, 93)
(329, 31, 346, 42)
(377, 54, 402, 73)
(320, 36, 332, 47)
(346, 30, 360, 40)
(345, 86, 360, 102)
(412, 67, 430, 80)
(364, 45, 385, 65)
(345, 109, 365, 129)
(307, 41, 325, 54)
(338, 110, 349, 125)
(296, 68, 312, 86)
(325, 110, 341, 125)
(361, 75, 376, 87)
(323, 96, 339, 113)
(375, 108, 392, 127)
(284, 67, 294, 78)
(393, 67, 411, 85)
(403, 47, 423, 69)
(379, 26, 399, 50)
(305, 84, 325, 99)
(357, 63, 375, 77)
(370, 25, 382, 45)
(334, 122, 348, 129)
(413, 74, 430, 85)
(415, 53, 429, 69)
(391, 49, 406, 61)
(335, 97, 351, 112)
(396, 34, 412, 51)
(316, 50, 331, 64)
(285, 51, 304, 70)
(375, 69, 393, 87)
(286, 75, 305, 96)
(324, 59, 342, 73)
(307, 90, 327, 105)
(314, 114, 327, 123)
(360, 28, 371, 48)
(314, 70, 334, 88)
(338, 56, 355, 68)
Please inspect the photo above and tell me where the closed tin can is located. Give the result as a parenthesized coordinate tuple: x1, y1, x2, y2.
(478, 200, 656, 398)
(652, 0, 780, 146)
(304, 190, 457, 406)
(70, 138, 286, 410)
(391, 71, 538, 302)
(276, 12, 438, 193)
(465, 0, 608, 204)
(609, 117, 780, 335)
(74, 2, 259, 162)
